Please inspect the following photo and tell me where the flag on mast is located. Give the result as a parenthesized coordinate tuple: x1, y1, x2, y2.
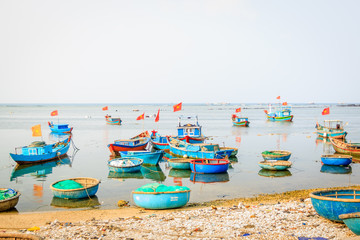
(155, 109, 160, 122)
(173, 102, 182, 112)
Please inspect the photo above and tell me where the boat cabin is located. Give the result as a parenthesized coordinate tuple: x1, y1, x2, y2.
(19, 143, 52, 155)
(177, 116, 202, 138)
(268, 106, 292, 117)
(323, 120, 344, 130)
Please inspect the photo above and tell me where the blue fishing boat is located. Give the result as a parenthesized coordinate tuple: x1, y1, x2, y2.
(261, 150, 291, 161)
(150, 131, 170, 150)
(0, 188, 20, 212)
(9, 137, 72, 165)
(132, 183, 190, 209)
(310, 189, 360, 222)
(105, 114, 122, 125)
(120, 150, 164, 165)
(258, 161, 292, 171)
(316, 120, 347, 139)
(320, 165, 352, 174)
(258, 169, 292, 178)
(108, 157, 143, 173)
(48, 121, 73, 134)
(108, 131, 150, 156)
(190, 172, 229, 183)
(339, 212, 360, 235)
(168, 158, 193, 170)
(177, 115, 206, 143)
(321, 154, 352, 166)
(190, 159, 230, 174)
(264, 105, 293, 122)
(50, 177, 100, 199)
(231, 114, 250, 127)
(168, 137, 230, 159)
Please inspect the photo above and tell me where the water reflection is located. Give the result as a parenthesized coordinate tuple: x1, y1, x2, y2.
(49, 132, 72, 141)
(168, 169, 191, 178)
(258, 169, 292, 178)
(190, 172, 229, 184)
(320, 165, 352, 174)
(108, 171, 144, 179)
(10, 156, 72, 181)
(51, 196, 101, 209)
(141, 165, 166, 182)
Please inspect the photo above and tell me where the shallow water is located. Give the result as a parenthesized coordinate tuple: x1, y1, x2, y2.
(1, 104, 360, 212)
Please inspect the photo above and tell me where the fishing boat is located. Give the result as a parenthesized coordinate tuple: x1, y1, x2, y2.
(108, 157, 143, 173)
(258, 161, 292, 170)
(9, 136, 72, 165)
(231, 114, 250, 127)
(261, 150, 291, 161)
(132, 183, 190, 209)
(310, 189, 360, 222)
(220, 147, 238, 157)
(105, 114, 122, 125)
(0, 188, 20, 212)
(50, 177, 100, 199)
(264, 105, 293, 122)
(190, 172, 229, 183)
(119, 150, 164, 165)
(321, 154, 352, 166)
(168, 158, 193, 170)
(190, 159, 230, 174)
(150, 131, 171, 150)
(315, 120, 347, 139)
(176, 116, 206, 143)
(339, 212, 360, 235)
(108, 131, 150, 156)
(320, 165, 352, 174)
(48, 122, 73, 134)
(168, 137, 230, 159)
(329, 138, 360, 158)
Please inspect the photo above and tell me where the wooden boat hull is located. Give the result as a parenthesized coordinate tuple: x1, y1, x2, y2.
(232, 120, 250, 127)
(9, 138, 71, 165)
(120, 151, 164, 165)
(258, 161, 292, 171)
(330, 138, 360, 157)
(261, 150, 291, 161)
(190, 159, 230, 174)
(310, 189, 360, 222)
(0, 189, 20, 212)
(190, 172, 229, 183)
(132, 190, 190, 209)
(320, 165, 352, 174)
(50, 177, 100, 199)
(108, 158, 143, 173)
(266, 115, 293, 122)
(321, 154, 352, 166)
(168, 158, 192, 170)
(105, 117, 122, 125)
(339, 212, 360, 235)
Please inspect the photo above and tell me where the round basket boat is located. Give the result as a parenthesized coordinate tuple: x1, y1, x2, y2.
(339, 212, 360, 235)
(190, 159, 230, 174)
(50, 177, 100, 199)
(258, 161, 292, 171)
(261, 150, 291, 161)
(0, 233, 43, 240)
(168, 158, 193, 170)
(0, 188, 21, 212)
(310, 189, 360, 222)
(320, 154, 352, 166)
(108, 157, 143, 173)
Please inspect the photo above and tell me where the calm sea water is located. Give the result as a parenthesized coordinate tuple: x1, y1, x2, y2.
(1, 104, 360, 213)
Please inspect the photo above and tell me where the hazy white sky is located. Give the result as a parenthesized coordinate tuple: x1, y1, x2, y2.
(1, 0, 359, 104)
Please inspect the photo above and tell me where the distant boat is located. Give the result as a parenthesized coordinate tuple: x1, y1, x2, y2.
(105, 115, 122, 125)
(48, 122, 73, 134)
(108, 157, 143, 173)
(50, 177, 100, 199)
(168, 137, 231, 159)
(190, 159, 230, 174)
(261, 150, 291, 161)
(321, 154, 352, 166)
(9, 137, 71, 165)
(231, 114, 250, 127)
(330, 138, 360, 158)
(258, 161, 292, 171)
(264, 105, 293, 122)
(176, 116, 206, 143)
(119, 150, 164, 165)
(108, 131, 150, 156)
(315, 120, 347, 139)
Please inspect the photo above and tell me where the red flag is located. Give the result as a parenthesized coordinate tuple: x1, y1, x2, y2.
(102, 106, 108, 111)
(136, 113, 145, 120)
(173, 102, 182, 112)
(31, 124, 42, 137)
(155, 109, 160, 122)
(282, 102, 288, 106)
(235, 108, 241, 113)
(264, 110, 268, 114)
(322, 107, 330, 115)
(50, 110, 58, 116)
(276, 96, 280, 100)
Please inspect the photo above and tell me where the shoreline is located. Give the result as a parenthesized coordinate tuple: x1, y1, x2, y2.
(1, 186, 360, 239)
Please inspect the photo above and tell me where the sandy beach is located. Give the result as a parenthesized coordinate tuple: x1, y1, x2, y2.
(1, 187, 360, 239)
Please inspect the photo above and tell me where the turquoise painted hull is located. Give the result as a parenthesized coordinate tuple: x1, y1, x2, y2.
(169, 145, 228, 159)
(310, 189, 360, 222)
(168, 161, 190, 170)
(316, 130, 347, 139)
(266, 115, 293, 122)
(120, 151, 164, 165)
(132, 190, 190, 209)
(258, 163, 290, 171)
(340, 213, 360, 235)
(51, 183, 100, 199)
(190, 159, 230, 174)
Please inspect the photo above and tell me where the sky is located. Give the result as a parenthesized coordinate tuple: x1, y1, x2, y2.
(0, 0, 359, 104)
